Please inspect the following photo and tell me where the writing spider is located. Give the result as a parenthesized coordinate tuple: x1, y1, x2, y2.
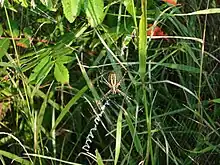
(103, 71, 129, 99)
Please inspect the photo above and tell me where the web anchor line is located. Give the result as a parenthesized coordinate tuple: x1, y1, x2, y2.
(82, 100, 109, 152)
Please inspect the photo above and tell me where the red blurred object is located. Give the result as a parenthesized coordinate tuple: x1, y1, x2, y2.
(162, 0, 177, 5)
(147, 24, 168, 40)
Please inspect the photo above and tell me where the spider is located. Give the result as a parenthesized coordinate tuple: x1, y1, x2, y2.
(104, 71, 129, 99)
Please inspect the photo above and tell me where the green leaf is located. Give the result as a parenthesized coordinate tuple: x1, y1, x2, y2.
(159, 63, 200, 73)
(16, 38, 29, 48)
(211, 98, 220, 104)
(51, 85, 88, 131)
(0, 150, 31, 165)
(61, 0, 82, 23)
(0, 24, 3, 36)
(138, 13, 147, 79)
(0, 38, 10, 59)
(95, 149, 104, 165)
(29, 56, 53, 84)
(10, 20, 19, 38)
(40, 0, 57, 11)
(23, 27, 33, 38)
(56, 55, 75, 64)
(54, 62, 69, 84)
(123, 0, 136, 17)
(114, 110, 122, 165)
(124, 110, 143, 156)
(19, 0, 28, 7)
(85, 0, 104, 27)
(3, 1, 17, 12)
(175, 8, 220, 16)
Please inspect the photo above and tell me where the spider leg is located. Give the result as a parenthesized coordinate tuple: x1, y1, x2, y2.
(115, 71, 128, 88)
(116, 89, 131, 101)
(101, 76, 112, 88)
(103, 89, 112, 98)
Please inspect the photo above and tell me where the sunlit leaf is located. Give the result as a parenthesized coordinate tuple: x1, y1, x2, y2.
(114, 110, 122, 165)
(54, 62, 69, 84)
(123, 0, 136, 17)
(19, 0, 28, 7)
(61, 0, 82, 23)
(175, 8, 220, 16)
(85, 0, 104, 27)
(95, 149, 104, 165)
(29, 56, 53, 84)
(56, 55, 75, 64)
(40, 0, 57, 11)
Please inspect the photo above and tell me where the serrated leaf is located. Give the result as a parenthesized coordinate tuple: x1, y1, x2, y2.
(61, 0, 82, 23)
(85, 0, 104, 27)
(54, 62, 69, 84)
(0, 38, 10, 59)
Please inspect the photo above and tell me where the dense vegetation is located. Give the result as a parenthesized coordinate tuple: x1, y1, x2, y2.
(1, 0, 220, 164)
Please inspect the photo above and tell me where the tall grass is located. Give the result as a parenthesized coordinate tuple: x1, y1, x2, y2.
(0, 0, 220, 164)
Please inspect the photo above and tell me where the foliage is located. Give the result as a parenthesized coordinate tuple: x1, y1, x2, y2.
(0, 0, 220, 164)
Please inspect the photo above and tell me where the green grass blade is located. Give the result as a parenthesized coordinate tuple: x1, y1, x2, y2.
(138, 13, 147, 79)
(175, 8, 220, 16)
(0, 150, 31, 165)
(95, 149, 104, 165)
(124, 110, 143, 156)
(76, 54, 101, 105)
(51, 85, 88, 132)
(114, 110, 122, 165)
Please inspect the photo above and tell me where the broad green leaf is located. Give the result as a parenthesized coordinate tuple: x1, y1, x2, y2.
(54, 62, 69, 84)
(0, 24, 3, 36)
(56, 55, 75, 64)
(29, 56, 53, 83)
(61, 0, 82, 23)
(0, 38, 10, 59)
(114, 110, 122, 165)
(85, 0, 104, 27)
